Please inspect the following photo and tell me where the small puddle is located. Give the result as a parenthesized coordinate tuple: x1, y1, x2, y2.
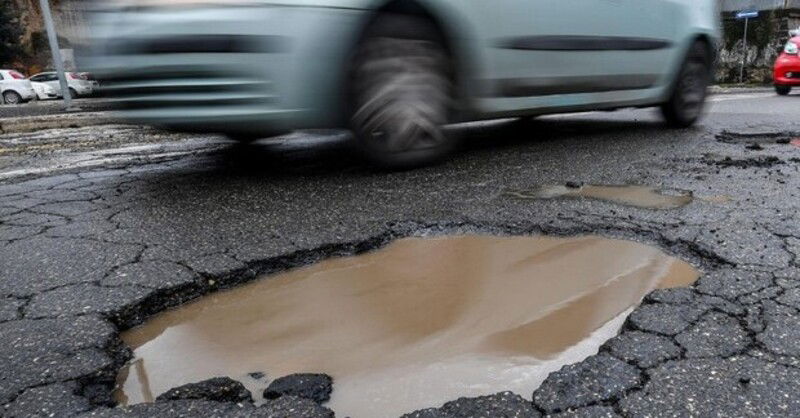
(116, 235, 698, 417)
(506, 184, 693, 209)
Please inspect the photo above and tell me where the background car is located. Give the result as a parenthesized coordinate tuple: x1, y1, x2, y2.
(774, 34, 800, 95)
(0, 69, 36, 105)
(28, 71, 95, 98)
(31, 81, 59, 100)
(87, 0, 720, 168)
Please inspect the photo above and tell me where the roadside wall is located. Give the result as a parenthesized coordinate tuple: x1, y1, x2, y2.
(718, 3, 800, 83)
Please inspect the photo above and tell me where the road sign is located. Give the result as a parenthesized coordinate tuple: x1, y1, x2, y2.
(736, 10, 759, 20)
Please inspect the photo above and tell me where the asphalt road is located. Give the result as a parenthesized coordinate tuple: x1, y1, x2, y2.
(2, 90, 800, 417)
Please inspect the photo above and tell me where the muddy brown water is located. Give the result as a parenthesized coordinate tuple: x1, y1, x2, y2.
(506, 184, 694, 209)
(116, 235, 698, 417)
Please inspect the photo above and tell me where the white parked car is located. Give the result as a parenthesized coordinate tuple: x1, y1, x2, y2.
(31, 81, 59, 100)
(0, 69, 36, 105)
(28, 71, 95, 98)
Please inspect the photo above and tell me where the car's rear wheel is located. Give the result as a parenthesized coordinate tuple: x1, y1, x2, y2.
(3, 91, 22, 105)
(350, 15, 456, 169)
(661, 41, 711, 128)
(776, 85, 792, 96)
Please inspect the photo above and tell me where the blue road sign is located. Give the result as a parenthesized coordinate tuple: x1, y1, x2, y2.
(736, 10, 759, 20)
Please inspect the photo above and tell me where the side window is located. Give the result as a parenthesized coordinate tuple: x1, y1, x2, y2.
(0, 72, 4, 80)
(30, 75, 42, 82)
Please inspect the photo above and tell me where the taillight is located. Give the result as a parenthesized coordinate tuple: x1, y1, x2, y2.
(10, 71, 25, 79)
(68, 72, 78, 79)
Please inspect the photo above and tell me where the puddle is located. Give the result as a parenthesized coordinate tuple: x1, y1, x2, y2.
(116, 235, 698, 417)
(506, 184, 693, 209)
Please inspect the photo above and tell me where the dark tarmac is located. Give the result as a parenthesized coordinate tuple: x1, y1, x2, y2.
(2, 89, 800, 417)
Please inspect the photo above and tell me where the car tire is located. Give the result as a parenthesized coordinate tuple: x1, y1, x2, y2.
(776, 85, 792, 96)
(349, 14, 456, 169)
(661, 41, 711, 128)
(69, 88, 78, 99)
(2, 91, 23, 105)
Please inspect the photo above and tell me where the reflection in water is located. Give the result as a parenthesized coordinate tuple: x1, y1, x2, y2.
(506, 184, 694, 209)
(117, 235, 698, 417)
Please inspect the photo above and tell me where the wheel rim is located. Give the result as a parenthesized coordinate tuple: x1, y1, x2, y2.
(353, 38, 450, 154)
(4, 93, 19, 104)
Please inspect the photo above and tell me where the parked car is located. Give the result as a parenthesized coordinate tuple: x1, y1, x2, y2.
(28, 71, 95, 98)
(31, 81, 59, 100)
(0, 69, 36, 105)
(774, 34, 800, 95)
(86, 0, 720, 168)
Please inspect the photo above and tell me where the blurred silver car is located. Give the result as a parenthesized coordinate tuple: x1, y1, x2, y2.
(87, 0, 720, 168)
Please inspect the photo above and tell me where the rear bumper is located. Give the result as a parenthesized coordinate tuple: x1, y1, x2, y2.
(86, 5, 364, 135)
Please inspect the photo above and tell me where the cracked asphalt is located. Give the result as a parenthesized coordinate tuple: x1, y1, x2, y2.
(2, 89, 800, 417)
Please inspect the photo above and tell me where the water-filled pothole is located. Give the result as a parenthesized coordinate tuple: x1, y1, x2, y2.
(505, 184, 693, 209)
(116, 235, 698, 417)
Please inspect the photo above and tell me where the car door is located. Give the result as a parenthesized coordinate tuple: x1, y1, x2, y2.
(459, 0, 678, 112)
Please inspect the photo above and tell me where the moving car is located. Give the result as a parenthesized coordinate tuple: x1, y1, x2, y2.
(31, 81, 59, 100)
(0, 69, 36, 105)
(774, 33, 800, 95)
(28, 71, 95, 98)
(87, 0, 720, 168)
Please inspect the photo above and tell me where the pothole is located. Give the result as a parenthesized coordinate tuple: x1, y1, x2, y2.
(505, 184, 693, 209)
(115, 235, 698, 417)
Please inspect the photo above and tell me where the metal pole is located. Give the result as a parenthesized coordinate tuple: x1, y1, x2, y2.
(740, 17, 749, 84)
(39, 0, 75, 110)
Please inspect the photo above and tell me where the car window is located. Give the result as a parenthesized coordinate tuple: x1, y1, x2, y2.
(30, 75, 42, 82)
(0, 73, 4, 80)
(46, 74, 58, 82)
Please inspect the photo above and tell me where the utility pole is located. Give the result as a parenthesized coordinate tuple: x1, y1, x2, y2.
(39, 0, 77, 111)
(735, 9, 759, 84)
(740, 16, 749, 83)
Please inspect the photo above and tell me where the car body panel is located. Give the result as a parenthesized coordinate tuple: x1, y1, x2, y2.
(774, 36, 800, 87)
(31, 81, 59, 100)
(85, 0, 719, 134)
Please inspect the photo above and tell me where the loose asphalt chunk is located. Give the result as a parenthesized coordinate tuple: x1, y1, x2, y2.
(156, 377, 252, 403)
(263, 373, 333, 404)
(532, 354, 641, 414)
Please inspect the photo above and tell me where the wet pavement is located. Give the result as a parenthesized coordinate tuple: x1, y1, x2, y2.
(2, 89, 800, 417)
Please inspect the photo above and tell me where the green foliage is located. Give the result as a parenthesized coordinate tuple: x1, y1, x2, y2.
(0, 3, 25, 67)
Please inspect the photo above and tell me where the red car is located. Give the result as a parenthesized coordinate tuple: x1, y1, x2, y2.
(774, 35, 800, 95)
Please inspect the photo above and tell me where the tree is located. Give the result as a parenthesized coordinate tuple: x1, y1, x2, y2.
(0, 3, 24, 67)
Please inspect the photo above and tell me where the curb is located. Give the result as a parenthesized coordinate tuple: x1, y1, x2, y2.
(0, 112, 114, 134)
